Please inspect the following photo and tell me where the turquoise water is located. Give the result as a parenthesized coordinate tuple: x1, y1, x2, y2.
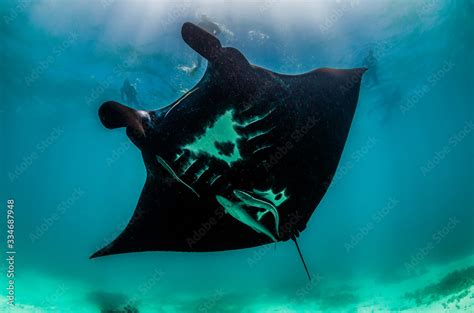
(1, 0, 473, 312)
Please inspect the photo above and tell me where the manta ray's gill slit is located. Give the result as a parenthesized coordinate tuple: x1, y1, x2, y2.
(193, 165, 210, 183)
(239, 104, 254, 115)
(155, 155, 200, 197)
(239, 108, 275, 128)
(246, 126, 276, 141)
(209, 174, 222, 186)
(253, 144, 273, 154)
(182, 110, 243, 166)
(181, 157, 198, 175)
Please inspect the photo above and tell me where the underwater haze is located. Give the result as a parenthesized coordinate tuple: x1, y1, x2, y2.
(1, 0, 473, 312)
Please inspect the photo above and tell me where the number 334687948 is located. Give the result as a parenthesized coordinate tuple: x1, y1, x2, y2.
(7, 199, 14, 248)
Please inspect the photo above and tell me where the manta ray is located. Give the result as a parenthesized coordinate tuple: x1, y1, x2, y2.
(92, 22, 366, 280)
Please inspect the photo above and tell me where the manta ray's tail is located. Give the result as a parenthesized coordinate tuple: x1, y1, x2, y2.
(292, 236, 311, 281)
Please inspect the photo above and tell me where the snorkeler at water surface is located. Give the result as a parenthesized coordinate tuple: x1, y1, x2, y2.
(363, 49, 379, 87)
(121, 78, 139, 107)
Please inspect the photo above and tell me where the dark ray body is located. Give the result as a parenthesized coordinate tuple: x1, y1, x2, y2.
(92, 22, 366, 259)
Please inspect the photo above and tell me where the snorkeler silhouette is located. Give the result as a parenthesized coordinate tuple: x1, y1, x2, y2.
(183, 15, 222, 75)
(363, 49, 379, 87)
(121, 79, 139, 106)
(368, 87, 401, 124)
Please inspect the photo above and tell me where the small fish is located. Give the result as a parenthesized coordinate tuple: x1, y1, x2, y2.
(216, 195, 277, 242)
(233, 189, 280, 235)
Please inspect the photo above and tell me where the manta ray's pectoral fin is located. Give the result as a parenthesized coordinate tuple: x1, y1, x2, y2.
(181, 22, 222, 62)
(181, 22, 254, 87)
